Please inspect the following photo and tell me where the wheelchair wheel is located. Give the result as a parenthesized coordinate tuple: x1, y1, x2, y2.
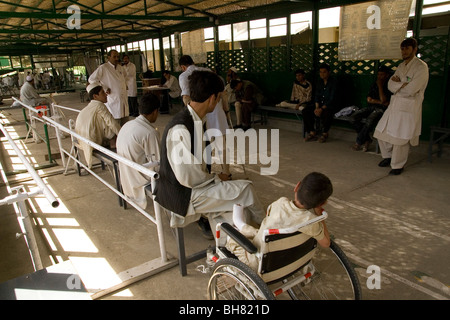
(208, 258, 275, 300)
(287, 240, 362, 300)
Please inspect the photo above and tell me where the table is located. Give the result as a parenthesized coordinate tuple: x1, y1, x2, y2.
(142, 78, 160, 87)
(140, 85, 170, 114)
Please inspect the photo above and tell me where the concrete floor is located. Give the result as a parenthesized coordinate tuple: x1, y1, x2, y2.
(0, 91, 449, 300)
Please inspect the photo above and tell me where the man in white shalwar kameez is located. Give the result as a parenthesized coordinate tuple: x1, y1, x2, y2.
(20, 75, 50, 107)
(88, 50, 129, 124)
(75, 83, 121, 168)
(116, 94, 161, 209)
(121, 54, 139, 117)
(178, 55, 231, 176)
(154, 71, 264, 233)
(374, 38, 429, 175)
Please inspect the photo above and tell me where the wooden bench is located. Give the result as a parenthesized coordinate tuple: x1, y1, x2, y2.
(428, 126, 450, 162)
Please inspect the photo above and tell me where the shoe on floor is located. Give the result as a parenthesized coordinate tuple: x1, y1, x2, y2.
(389, 168, 404, 175)
(362, 141, 371, 152)
(378, 158, 391, 167)
(197, 217, 214, 240)
(351, 143, 362, 151)
(318, 133, 328, 143)
(304, 133, 317, 142)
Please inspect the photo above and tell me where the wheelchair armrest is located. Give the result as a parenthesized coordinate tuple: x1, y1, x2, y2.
(220, 222, 257, 254)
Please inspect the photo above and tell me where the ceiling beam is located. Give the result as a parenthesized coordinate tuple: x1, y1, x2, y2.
(0, 29, 157, 34)
(0, 11, 211, 21)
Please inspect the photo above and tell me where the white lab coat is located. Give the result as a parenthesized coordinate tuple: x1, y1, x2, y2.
(374, 57, 429, 146)
(122, 62, 137, 97)
(88, 61, 129, 119)
(75, 99, 121, 168)
(116, 115, 160, 209)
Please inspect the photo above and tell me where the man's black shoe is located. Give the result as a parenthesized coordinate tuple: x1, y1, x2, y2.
(378, 158, 391, 167)
(197, 217, 214, 240)
(389, 168, 404, 175)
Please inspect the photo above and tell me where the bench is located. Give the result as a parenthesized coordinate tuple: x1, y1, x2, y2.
(68, 120, 126, 209)
(257, 105, 354, 136)
(428, 126, 450, 162)
(256, 105, 379, 152)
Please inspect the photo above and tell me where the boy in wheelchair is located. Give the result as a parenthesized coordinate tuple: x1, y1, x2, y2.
(225, 171, 332, 271)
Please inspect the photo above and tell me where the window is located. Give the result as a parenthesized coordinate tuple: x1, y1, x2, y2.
(269, 17, 287, 37)
(291, 12, 312, 35)
(250, 18, 267, 40)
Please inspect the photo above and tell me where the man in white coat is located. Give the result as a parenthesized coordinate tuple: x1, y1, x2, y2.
(88, 50, 129, 125)
(116, 93, 160, 209)
(374, 38, 429, 175)
(122, 54, 139, 117)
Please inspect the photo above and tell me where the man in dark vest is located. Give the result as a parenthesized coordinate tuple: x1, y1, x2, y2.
(154, 70, 264, 236)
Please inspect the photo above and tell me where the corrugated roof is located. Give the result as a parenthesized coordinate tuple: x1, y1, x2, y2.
(0, 0, 372, 54)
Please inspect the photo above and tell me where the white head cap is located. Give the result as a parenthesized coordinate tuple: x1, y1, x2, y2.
(229, 67, 238, 73)
(86, 82, 101, 93)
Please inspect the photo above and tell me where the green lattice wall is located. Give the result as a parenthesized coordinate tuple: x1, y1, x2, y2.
(206, 34, 449, 138)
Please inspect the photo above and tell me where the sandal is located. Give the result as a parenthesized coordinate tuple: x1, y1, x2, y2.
(318, 133, 328, 143)
(362, 141, 371, 152)
(351, 143, 362, 151)
(304, 133, 317, 142)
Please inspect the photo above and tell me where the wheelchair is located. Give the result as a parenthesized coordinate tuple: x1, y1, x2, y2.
(207, 211, 362, 300)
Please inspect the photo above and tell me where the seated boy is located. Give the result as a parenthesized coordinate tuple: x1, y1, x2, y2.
(226, 172, 332, 271)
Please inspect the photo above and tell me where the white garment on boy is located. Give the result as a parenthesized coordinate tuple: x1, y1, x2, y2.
(226, 197, 325, 271)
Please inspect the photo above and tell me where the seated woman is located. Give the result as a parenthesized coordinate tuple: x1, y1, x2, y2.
(276, 69, 312, 110)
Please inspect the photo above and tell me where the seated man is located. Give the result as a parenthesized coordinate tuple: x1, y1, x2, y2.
(75, 82, 121, 168)
(116, 93, 161, 209)
(230, 79, 264, 130)
(303, 63, 338, 143)
(154, 70, 265, 237)
(277, 69, 312, 110)
(226, 172, 332, 271)
(161, 70, 181, 99)
(20, 75, 50, 107)
(350, 65, 392, 152)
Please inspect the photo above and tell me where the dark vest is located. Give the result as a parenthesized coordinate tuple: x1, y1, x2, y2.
(154, 108, 195, 216)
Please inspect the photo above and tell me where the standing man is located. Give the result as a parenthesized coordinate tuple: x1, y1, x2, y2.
(374, 38, 429, 175)
(154, 71, 264, 236)
(178, 55, 210, 107)
(88, 50, 129, 125)
(122, 54, 139, 118)
(116, 93, 160, 209)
